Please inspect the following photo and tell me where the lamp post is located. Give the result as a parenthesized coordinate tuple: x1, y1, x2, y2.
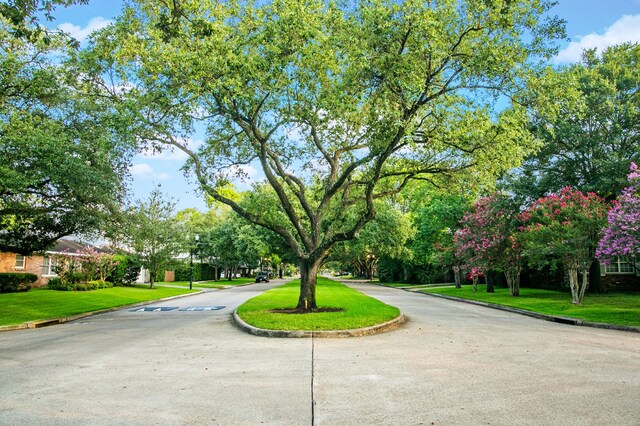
(189, 234, 199, 290)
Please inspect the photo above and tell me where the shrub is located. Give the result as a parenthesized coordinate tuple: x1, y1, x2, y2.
(107, 255, 142, 286)
(0, 273, 37, 293)
(87, 280, 114, 289)
(47, 277, 72, 291)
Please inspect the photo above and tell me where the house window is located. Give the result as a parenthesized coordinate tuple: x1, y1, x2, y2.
(605, 257, 635, 274)
(15, 254, 25, 269)
(42, 256, 58, 276)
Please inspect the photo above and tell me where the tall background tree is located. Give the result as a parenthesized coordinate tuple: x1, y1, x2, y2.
(0, 0, 133, 254)
(85, 0, 564, 310)
(504, 43, 640, 203)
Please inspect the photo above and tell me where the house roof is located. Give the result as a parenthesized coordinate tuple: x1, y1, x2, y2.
(48, 239, 112, 255)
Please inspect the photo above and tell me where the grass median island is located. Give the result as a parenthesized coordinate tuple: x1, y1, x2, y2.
(236, 277, 400, 331)
(0, 286, 198, 327)
(422, 285, 640, 327)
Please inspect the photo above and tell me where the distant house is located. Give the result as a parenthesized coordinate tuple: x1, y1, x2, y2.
(0, 239, 109, 287)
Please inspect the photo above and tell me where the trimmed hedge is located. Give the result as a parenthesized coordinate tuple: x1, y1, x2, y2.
(0, 273, 37, 293)
(173, 263, 217, 281)
(48, 278, 113, 291)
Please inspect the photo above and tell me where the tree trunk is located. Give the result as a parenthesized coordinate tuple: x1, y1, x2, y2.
(297, 258, 322, 310)
(453, 266, 462, 289)
(149, 270, 156, 289)
(567, 267, 580, 304)
(486, 274, 495, 293)
(578, 268, 589, 304)
(505, 268, 521, 296)
(472, 275, 478, 292)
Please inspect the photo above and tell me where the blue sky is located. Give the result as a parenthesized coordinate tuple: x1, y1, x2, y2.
(49, 0, 640, 212)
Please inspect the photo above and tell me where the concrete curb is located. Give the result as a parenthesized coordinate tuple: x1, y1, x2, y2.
(0, 290, 204, 333)
(419, 291, 640, 333)
(232, 309, 407, 338)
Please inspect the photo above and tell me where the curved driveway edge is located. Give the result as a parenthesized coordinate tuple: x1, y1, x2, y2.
(0, 290, 204, 333)
(419, 291, 640, 333)
(232, 309, 406, 338)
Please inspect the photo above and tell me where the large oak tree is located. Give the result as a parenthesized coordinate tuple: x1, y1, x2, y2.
(85, 0, 563, 310)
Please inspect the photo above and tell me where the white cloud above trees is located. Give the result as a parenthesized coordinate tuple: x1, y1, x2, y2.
(130, 163, 170, 181)
(555, 14, 640, 63)
(58, 17, 112, 42)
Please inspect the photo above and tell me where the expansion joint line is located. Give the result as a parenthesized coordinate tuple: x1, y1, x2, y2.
(311, 333, 316, 426)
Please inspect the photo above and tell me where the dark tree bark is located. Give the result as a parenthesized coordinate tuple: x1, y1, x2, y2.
(297, 258, 323, 310)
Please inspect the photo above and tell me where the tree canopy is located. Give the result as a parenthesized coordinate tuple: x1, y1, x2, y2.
(0, 9, 133, 254)
(504, 43, 640, 202)
(83, 0, 563, 309)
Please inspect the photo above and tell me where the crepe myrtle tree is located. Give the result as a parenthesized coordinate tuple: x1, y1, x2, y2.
(520, 188, 608, 305)
(454, 193, 524, 295)
(84, 0, 564, 310)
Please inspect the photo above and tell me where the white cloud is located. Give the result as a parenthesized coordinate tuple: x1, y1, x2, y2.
(555, 14, 640, 63)
(130, 163, 153, 177)
(58, 17, 112, 42)
(130, 163, 170, 181)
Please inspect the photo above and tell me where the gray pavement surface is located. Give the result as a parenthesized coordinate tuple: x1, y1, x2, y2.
(1, 279, 639, 425)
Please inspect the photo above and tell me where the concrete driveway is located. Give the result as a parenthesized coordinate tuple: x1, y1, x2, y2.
(1, 280, 638, 425)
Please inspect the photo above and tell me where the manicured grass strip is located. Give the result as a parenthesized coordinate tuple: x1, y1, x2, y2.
(0, 286, 197, 326)
(156, 278, 255, 288)
(237, 277, 400, 331)
(422, 285, 640, 327)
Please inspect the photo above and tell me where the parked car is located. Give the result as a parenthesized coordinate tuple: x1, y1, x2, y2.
(255, 271, 270, 283)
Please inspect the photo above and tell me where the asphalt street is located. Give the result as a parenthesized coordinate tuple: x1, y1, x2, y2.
(1, 279, 638, 425)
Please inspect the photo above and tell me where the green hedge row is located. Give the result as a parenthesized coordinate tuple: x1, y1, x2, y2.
(0, 273, 38, 293)
(48, 278, 114, 291)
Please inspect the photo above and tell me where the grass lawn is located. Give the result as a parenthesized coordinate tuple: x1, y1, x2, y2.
(156, 277, 255, 288)
(0, 286, 197, 327)
(422, 285, 640, 327)
(237, 277, 400, 331)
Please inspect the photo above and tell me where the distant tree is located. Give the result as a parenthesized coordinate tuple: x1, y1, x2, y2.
(412, 193, 469, 287)
(504, 43, 640, 202)
(330, 202, 413, 279)
(520, 188, 608, 304)
(597, 163, 640, 264)
(115, 189, 184, 289)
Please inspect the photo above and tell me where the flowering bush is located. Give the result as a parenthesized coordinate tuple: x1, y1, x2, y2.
(520, 187, 608, 304)
(454, 194, 523, 294)
(52, 246, 118, 290)
(597, 163, 640, 263)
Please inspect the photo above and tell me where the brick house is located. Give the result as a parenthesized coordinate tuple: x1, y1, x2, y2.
(599, 257, 640, 290)
(0, 239, 107, 287)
